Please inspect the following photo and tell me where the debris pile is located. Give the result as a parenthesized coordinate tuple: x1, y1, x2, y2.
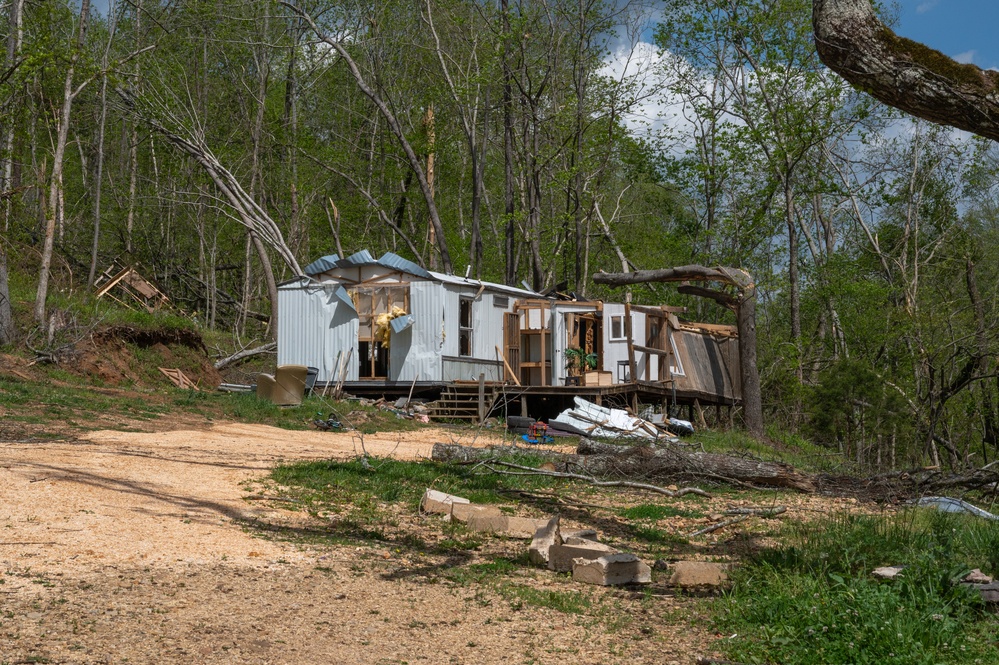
(423, 490, 652, 586)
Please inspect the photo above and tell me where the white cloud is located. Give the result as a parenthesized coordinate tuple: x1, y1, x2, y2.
(916, 0, 939, 14)
(953, 50, 977, 64)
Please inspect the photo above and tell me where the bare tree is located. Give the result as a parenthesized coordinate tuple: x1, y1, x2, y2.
(35, 0, 91, 325)
(283, 1, 454, 274)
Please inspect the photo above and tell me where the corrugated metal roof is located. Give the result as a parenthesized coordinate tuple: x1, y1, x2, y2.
(303, 254, 340, 276)
(336, 249, 376, 268)
(377, 252, 431, 279)
(428, 271, 539, 297)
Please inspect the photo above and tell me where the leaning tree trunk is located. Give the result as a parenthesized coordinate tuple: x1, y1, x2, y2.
(812, 0, 999, 142)
(593, 265, 764, 436)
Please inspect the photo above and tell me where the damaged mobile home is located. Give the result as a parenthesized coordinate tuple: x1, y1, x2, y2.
(278, 250, 742, 419)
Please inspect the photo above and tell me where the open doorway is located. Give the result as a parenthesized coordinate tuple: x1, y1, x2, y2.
(352, 285, 409, 379)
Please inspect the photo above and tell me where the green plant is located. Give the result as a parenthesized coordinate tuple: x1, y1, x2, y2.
(564, 347, 598, 375)
(714, 511, 999, 665)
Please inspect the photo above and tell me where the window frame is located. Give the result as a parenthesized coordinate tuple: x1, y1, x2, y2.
(459, 297, 474, 357)
(608, 314, 627, 342)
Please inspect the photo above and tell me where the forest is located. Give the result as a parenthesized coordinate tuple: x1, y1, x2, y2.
(0, 0, 997, 473)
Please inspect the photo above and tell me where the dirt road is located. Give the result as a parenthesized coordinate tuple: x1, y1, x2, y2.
(0, 423, 706, 664)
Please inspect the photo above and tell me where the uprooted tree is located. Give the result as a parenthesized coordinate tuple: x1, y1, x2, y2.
(593, 265, 763, 436)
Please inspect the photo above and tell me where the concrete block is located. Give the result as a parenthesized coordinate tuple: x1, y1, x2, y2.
(450, 502, 503, 523)
(466, 513, 550, 539)
(572, 553, 651, 586)
(421, 489, 469, 515)
(529, 516, 561, 565)
(562, 529, 598, 541)
(668, 561, 729, 588)
(548, 539, 616, 573)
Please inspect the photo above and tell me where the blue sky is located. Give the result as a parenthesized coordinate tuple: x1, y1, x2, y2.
(895, 0, 999, 70)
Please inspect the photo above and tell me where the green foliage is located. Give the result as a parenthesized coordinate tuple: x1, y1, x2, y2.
(716, 511, 999, 665)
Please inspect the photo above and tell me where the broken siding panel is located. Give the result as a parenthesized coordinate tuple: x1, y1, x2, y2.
(440, 284, 461, 357)
(672, 329, 738, 401)
(471, 292, 508, 360)
(277, 282, 358, 383)
(394, 279, 446, 382)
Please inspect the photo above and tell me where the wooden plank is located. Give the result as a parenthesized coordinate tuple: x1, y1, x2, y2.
(624, 301, 637, 384)
(478, 373, 486, 424)
(495, 345, 522, 386)
(633, 344, 670, 356)
(158, 367, 199, 391)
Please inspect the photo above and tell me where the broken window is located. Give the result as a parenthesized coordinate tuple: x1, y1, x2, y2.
(669, 331, 685, 377)
(459, 298, 473, 357)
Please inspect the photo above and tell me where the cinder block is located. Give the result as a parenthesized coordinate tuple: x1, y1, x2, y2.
(421, 489, 469, 515)
(467, 514, 550, 539)
(548, 539, 616, 572)
(572, 553, 652, 586)
(450, 502, 503, 523)
(529, 516, 561, 565)
(668, 561, 729, 588)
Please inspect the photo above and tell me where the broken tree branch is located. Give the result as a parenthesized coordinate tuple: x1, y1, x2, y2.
(479, 459, 711, 498)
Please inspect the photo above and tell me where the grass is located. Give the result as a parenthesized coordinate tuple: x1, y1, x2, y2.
(270, 456, 563, 515)
(714, 509, 999, 665)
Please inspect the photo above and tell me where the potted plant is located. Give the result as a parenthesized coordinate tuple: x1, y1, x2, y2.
(564, 348, 598, 381)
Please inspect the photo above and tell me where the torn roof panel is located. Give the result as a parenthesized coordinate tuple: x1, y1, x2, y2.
(303, 254, 340, 276)
(377, 252, 432, 279)
(429, 271, 539, 297)
(335, 249, 377, 268)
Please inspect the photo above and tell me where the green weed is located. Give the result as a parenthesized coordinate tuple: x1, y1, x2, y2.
(714, 510, 999, 665)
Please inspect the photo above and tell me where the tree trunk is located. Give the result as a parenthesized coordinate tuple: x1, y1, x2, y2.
(501, 0, 517, 286)
(0, 0, 22, 343)
(35, 0, 89, 326)
(430, 441, 814, 492)
(812, 0, 999, 141)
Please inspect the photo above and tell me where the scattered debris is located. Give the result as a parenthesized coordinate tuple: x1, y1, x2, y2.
(688, 506, 786, 537)
(962, 569, 993, 584)
(572, 553, 652, 586)
(94, 263, 170, 312)
(449, 503, 503, 523)
(312, 411, 347, 432)
(256, 365, 307, 406)
(522, 421, 554, 445)
(668, 561, 731, 589)
(553, 397, 660, 440)
(158, 367, 199, 390)
(528, 516, 561, 566)
(914, 496, 999, 520)
(873, 565, 905, 580)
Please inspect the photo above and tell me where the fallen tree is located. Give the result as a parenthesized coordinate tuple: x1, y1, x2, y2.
(431, 440, 815, 492)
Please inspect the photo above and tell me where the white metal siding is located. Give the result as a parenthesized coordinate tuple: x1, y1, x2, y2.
(277, 281, 358, 383)
(601, 304, 646, 384)
(393, 280, 446, 382)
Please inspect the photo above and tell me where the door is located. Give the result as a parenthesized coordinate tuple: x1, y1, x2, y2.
(503, 312, 520, 381)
